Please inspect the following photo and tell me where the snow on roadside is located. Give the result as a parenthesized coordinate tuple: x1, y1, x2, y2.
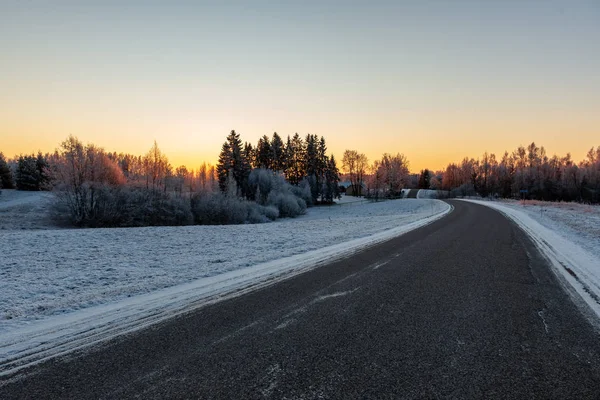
(461, 199, 600, 318)
(0, 199, 451, 375)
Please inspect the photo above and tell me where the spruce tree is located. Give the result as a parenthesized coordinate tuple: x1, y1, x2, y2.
(36, 152, 50, 189)
(217, 142, 233, 192)
(256, 135, 271, 169)
(0, 153, 14, 189)
(216, 130, 251, 197)
(244, 142, 256, 169)
(285, 133, 305, 185)
(323, 154, 341, 203)
(303, 134, 320, 202)
(270, 132, 285, 172)
(16, 155, 41, 191)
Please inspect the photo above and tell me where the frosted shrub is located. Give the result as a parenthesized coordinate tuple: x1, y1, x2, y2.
(261, 204, 280, 220)
(291, 179, 313, 206)
(249, 169, 308, 217)
(248, 168, 275, 204)
(191, 192, 230, 225)
(266, 191, 306, 218)
(53, 186, 193, 227)
(191, 192, 249, 225)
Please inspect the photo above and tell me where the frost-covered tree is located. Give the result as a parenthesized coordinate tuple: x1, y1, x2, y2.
(49, 135, 126, 225)
(342, 149, 369, 197)
(379, 153, 409, 197)
(143, 141, 171, 192)
(438, 143, 600, 202)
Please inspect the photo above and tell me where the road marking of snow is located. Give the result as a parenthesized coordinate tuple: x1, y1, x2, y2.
(0, 201, 452, 377)
(274, 319, 296, 330)
(371, 261, 389, 270)
(313, 289, 358, 304)
(537, 310, 550, 334)
(461, 199, 600, 321)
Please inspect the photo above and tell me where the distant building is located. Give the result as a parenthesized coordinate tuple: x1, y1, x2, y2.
(339, 181, 365, 196)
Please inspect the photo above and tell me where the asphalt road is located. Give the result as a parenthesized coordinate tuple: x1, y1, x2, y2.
(2, 200, 600, 399)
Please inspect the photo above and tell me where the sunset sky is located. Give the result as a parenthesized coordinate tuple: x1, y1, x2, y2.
(1, 0, 598, 172)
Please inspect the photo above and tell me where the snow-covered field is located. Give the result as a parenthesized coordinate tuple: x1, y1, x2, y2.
(463, 199, 600, 320)
(0, 194, 450, 375)
(0, 190, 56, 230)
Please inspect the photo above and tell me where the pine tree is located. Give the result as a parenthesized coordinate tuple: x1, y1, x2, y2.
(244, 142, 256, 169)
(217, 142, 233, 192)
(284, 133, 305, 185)
(216, 130, 251, 197)
(322, 154, 341, 203)
(0, 153, 14, 189)
(270, 132, 285, 172)
(256, 135, 271, 169)
(36, 152, 50, 189)
(16, 155, 41, 190)
(418, 169, 431, 189)
(303, 134, 319, 202)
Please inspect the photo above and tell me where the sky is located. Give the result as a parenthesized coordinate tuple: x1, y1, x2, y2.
(1, 0, 599, 172)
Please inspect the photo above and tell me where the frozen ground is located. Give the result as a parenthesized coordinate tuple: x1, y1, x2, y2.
(463, 199, 600, 320)
(0, 190, 56, 230)
(0, 196, 450, 375)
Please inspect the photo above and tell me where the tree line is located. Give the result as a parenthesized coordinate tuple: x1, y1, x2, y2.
(0, 131, 341, 227)
(435, 143, 600, 203)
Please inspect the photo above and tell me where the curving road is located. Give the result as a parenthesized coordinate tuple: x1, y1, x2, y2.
(1, 200, 600, 398)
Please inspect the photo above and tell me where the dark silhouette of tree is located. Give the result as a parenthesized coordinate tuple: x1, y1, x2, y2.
(418, 169, 431, 189)
(216, 130, 251, 197)
(270, 132, 285, 172)
(0, 153, 14, 189)
(255, 135, 271, 169)
(284, 133, 305, 185)
(16, 153, 49, 191)
(322, 154, 341, 203)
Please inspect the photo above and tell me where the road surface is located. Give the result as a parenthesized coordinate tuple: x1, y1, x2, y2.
(1, 200, 600, 398)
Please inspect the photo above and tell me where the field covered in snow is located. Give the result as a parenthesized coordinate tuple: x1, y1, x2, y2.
(0, 195, 448, 332)
(0, 190, 55, 230)
(499, 200, 600, 257)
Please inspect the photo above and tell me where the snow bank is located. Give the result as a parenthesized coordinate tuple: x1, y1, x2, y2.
(461, 199, 600, 319)
(0, 199, 451, 375)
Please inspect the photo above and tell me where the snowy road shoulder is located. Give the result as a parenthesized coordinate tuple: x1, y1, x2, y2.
(461, 199, 600, 320)
(0, 200, 452, 377)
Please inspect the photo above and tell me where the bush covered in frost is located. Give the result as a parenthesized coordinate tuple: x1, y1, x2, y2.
(249, 169, 307, 218)
(191, 190, 280, 225)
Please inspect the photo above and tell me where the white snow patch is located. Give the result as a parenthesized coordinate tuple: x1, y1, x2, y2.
(274, 319, 296, 330)
(0, 198, 451, 375)
(313, 289, 357, 304)
(537, 310, 550, 334)
(461, 199, 600, 319)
